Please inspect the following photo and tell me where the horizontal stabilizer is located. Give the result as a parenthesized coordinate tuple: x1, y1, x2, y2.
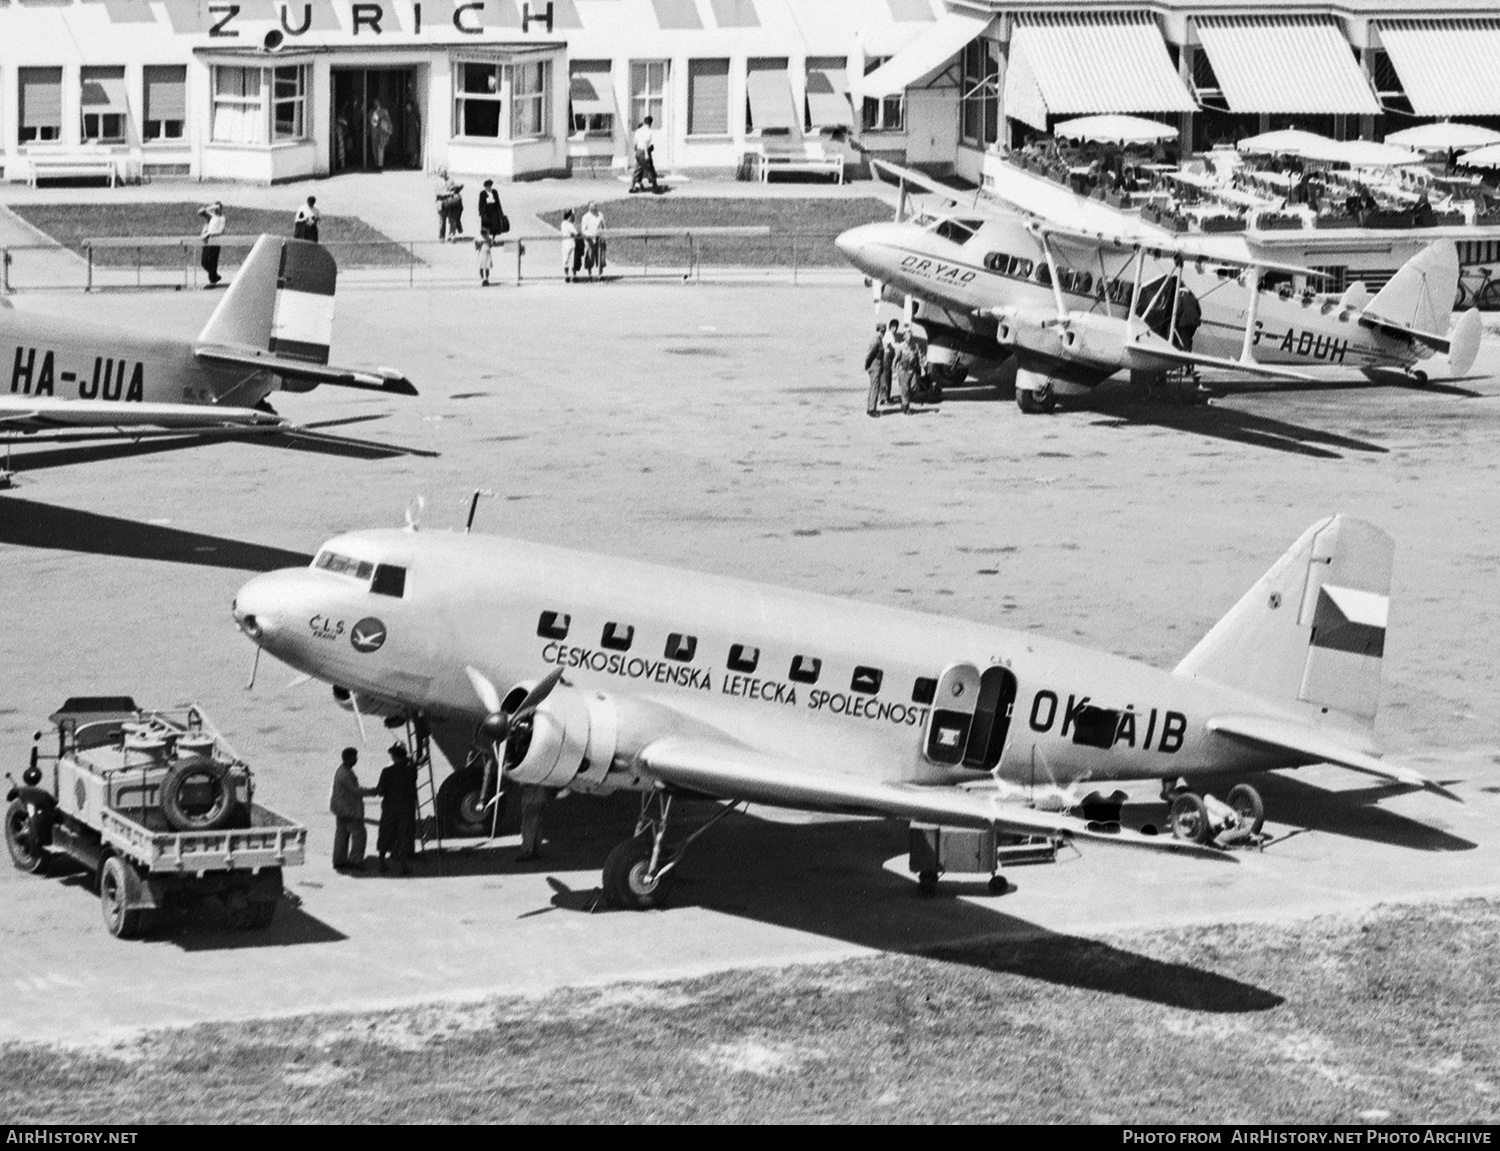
(1207, 714, 1459, 801)
(195, 347, 418, 395)
(641, 737, 1233, 859)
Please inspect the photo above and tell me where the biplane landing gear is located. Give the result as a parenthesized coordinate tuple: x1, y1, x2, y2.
(1016, 383, 1056, 414)
(600, 790, 742, 910)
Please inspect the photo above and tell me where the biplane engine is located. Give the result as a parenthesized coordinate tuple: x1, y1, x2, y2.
(1045, 312, 1131, 371)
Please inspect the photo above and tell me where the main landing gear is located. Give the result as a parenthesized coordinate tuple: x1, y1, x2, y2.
(1163, 779, 1265, 848)
(600, 790, 742, 910)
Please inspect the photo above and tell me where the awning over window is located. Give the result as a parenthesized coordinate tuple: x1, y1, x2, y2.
(1003, 11, 1195, 132)
(569, 68, 616, 119)
(1194, 16, 1379, 115)
(858, 9, 993, 98)
(81, 68, 128, 112)
(1378, 20, 1500, 117)
(747, 65, 798, 132)
(806, 63, 853, 129)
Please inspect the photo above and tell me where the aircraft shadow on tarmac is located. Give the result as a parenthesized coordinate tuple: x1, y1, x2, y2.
(1229, 771, 1477, 852)
(422, 794, 1283, 1013)
(0, 496, 312, 573)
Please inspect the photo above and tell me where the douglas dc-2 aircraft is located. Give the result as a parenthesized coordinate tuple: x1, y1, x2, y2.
(232, 512, 1450, 907)
(0, 235, 415, 443)
(836, 163, 1483, 413)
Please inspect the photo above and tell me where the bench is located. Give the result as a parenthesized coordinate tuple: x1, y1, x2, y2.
(29, 155, 118, 187)
(758, 150, 844, 184)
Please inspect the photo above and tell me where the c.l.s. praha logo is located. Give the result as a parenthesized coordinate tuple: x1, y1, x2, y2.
(350, 617, 387, 653)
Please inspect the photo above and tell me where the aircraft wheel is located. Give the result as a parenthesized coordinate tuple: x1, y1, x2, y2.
(4, 799, 50, 875)
(99, 856, 149, 940)
(930, 361, 968, 389)
(1227, 784, 1265, 836)
(601, 834, 673, 910)
(1409, 369, 1429, 383)
(987, 875, 1008, 895)
(1016, 383, 1056, 414)
(916, 870, 939, 898)
(1168, 793, 1212, 845)
(436, 766, 491, 838)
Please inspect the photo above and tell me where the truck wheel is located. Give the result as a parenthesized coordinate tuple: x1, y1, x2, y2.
(436, 766, 491, 838)
(1227, 784, 1266, 836)
(99, 856, 149, 939)
(1168, 793, 1213, 845)
(160, 759, 238, 832)
(601, 834, 673, 910)
(4, 799, 49, 875)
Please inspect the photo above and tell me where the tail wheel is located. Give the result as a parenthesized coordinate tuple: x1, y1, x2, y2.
(602, 833, 674, 910)
(160, 759, 238, 832)
(99, 855, 150, 940)
(1016, 383, 1056, 414)
(1168, 793, 1213, 845)
(1226, 784, 1265, 836)
(4, 799, 49, 874)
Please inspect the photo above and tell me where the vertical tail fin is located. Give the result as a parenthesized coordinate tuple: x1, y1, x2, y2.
(1362, 240, 1458, 339)
(195, 235, 336, 366)
(1174, 516, 1393, 727)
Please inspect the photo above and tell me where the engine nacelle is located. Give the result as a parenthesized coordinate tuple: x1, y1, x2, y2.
(507, 685, 619, 791)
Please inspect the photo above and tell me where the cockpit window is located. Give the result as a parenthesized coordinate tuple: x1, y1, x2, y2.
(314, 551, 374, 581)
(371, 564, 407, 598)
(932, 218, 981, 244)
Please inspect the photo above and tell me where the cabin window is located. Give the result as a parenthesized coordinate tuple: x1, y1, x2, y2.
(536, 611, 570, 640)
(665, 633, 697, 662)
(314, 551, 374, 581)
(601, 622, 635, 651)
(788, 655, 822, 684)
(1060, 269, 1093, 296)
(728, 644, 759, 673)
(911, 677, 937, 705)
(370, 564, 407, 598)
(850, 666, 883, 695)
(1034, 263, 1053, 287)
(983, 252, 1032, 278)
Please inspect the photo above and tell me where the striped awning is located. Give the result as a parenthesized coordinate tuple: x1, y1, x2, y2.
(806, 64, 853, 129)
(1003, 12, 1195, 133)
(1378, 20, 1500, 116)
(859, 9, 993, 98)
(1194, 16, 1379, 115)
(569, 67, 616, 118)
(747, 66, 798, 132)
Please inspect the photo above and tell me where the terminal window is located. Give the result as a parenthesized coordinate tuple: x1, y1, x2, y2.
(860, 59, 903, 133)
(687, 59, 730, 136)
(570, 60, 614, 137)
(272, 65, 307, 141)
(511, 60, 550, 138)
(80, 67, 128, 144)
(19, 68, 63, 144)
(143, 65, 186, 142)
(213, 65, 304, 145)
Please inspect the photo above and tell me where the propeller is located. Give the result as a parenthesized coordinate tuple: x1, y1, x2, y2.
(463, 665, 567, 831)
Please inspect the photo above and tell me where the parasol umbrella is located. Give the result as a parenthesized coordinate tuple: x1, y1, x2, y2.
(1457, 143, 1500, 169)
(1235, 129, 1336, 157)
(1052, 114, 1179, 145)
(1317, 139, 1426, 168)
(1386, 122, 1500, 152)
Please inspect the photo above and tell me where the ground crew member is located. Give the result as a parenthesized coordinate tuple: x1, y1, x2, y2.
(198, 201, 225, 288)
(517, 784, 552, 860)
(880, 318, 899, 404)
(330, 747, 373, 871)
(892, 327, 920, 415)
(375, 743, 419, 875)
(864, 323, 887, 417)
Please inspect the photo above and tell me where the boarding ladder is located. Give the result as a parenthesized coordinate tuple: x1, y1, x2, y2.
(403, 719, 442, 856)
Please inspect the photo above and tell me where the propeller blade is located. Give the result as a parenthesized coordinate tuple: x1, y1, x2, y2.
(464, 665, 504, 716)
(246, 644, 262, 691)
(349, 691, 369, 746)
(513, 667, 566, 720)
(285, 672, 313, 690)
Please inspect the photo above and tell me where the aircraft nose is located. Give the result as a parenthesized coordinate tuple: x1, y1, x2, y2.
(834, 224, 873, 264)
(232, 571, 293, 642)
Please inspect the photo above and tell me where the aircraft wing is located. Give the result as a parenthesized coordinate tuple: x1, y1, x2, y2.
(1206, 714, 1459, 800)
(1124, 337, 1314, 381)
(194, 346, 418, 396)
(0, 395, 283, 433)
(639, 736, 1230, 859)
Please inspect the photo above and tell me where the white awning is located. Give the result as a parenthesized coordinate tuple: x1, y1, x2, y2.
(1378, 20, 1500, 117)
(858, 10, 993, 99)
(747, 66, 797, 132)
(1195, 16, 1379, 115)
(806, 64, 853, 129)
(1004, 12, 1195, 131)
(569, 68, 616, 119)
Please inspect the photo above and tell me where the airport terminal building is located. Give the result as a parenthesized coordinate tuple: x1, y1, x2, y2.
(1, 0, 1498, 185)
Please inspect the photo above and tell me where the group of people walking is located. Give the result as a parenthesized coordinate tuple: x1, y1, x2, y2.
(864, 319, 940, 417)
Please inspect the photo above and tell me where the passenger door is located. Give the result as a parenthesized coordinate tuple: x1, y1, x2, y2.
(923, 662, 1017, 770)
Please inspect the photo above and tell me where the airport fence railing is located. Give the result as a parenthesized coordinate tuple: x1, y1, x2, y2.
(0, 226, 866, 294)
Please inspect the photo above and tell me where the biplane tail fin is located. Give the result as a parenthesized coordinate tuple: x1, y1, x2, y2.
(1175, 515, 1393, 728)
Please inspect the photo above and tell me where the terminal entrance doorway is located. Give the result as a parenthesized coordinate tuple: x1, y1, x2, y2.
(331, 68, 421, 172)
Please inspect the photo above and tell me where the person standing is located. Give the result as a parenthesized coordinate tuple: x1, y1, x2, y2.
(580, 201, 606, 280)
(880, 318, 899, 405)
(434, 169, 463, 240)
(559, 208, 580, 282)
(330, 747, 373, 872)
(516, 784, 552, 861)
(375, 743, 419, 875)
(293, 195, 320, 243)
(403, 95, 422, 168)
(198, 201, 225, 288)
(477, 179, 504, 239)
(892, 326, 919, 415)
(369, 98, 394, 171)
(475, 235, 493, 287)
(630, 115, 660, 193)
(863, 322, 887, 417)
